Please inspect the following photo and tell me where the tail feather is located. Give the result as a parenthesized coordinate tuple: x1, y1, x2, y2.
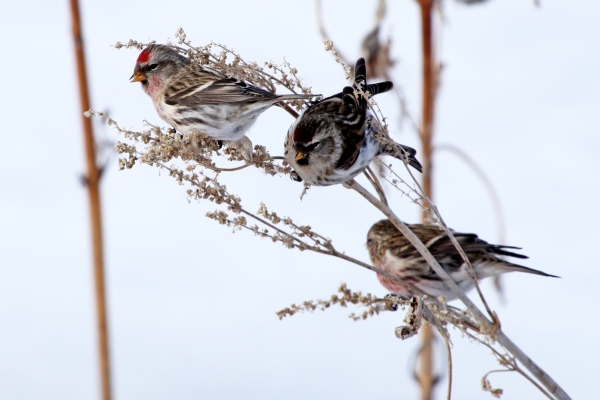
(374, 132, 423, 173)
(489, 245, 528, 259)
(354, 58, 367, 89)
(354, 58, 368, 110)
(367, 81, 393, 96)
(396, 144, 423, 173)
(496, 263, 560, 278)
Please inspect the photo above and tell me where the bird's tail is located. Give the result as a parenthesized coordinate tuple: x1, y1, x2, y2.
(366, 81, 393, 96)
(354, 58, 368, 90)
(380, 141, 423, 173)
(353, 59, 393, 98)
(354, 58, 368, 109)
(492, 262, 560, 278)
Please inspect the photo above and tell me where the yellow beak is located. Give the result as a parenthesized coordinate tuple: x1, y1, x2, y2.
(130, 70, 146, 82)
(295, 151, 307, 162)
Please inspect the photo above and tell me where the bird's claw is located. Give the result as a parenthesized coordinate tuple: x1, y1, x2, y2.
(232, 137, 254, 161)
(384, 293, 402, 311)
(290, 170, 302, 182)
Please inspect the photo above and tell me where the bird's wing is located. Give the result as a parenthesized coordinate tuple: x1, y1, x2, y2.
(405, 225, 529, 264)
(164, 67, 278, 106)
(385, 225, 444, 259)
(420, 227, 479, 256)
(333, 86, 367, 169)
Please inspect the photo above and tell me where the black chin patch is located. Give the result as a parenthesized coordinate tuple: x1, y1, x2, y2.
(296, 157, 309, 166)
(141, 80, 148, 85)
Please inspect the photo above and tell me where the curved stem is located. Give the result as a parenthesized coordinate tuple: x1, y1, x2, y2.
(434, 325, 452, 400)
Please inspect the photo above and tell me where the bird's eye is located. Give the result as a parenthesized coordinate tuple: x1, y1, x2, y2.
(147, 64, 159, 71)
(367, 238, 373, 244)
(307, 141, 322, 151)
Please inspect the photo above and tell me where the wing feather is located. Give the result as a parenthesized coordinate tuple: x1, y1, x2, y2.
(164, 66, 278, 106)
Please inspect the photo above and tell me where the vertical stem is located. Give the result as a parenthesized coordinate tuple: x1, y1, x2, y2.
(417, 1, 436, 399)
(69, 1, 112, 400)
(419, 324, 435, 400)
(419, 0, 435, 209)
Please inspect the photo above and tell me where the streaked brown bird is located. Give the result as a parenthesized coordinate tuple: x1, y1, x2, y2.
(366, 220, 558, 300)
(131, 44, 315, 157)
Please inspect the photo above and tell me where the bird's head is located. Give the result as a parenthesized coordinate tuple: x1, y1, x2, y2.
(286, 115, 341, 172)
(366, 220, 397, 257)
(130, 44, 188, 97)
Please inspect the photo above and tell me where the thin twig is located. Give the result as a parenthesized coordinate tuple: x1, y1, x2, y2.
(465, 331, 554, 400)
(434, 325, 452, 400)
(314, 0, 353, 68)
(279, 102, 300, 118)
(364, 166, 389, 205)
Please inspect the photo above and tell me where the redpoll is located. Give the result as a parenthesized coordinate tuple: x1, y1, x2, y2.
(284, 58, 422, 186)
(366, 220, 558, 300)
(131, 44, 314, 155)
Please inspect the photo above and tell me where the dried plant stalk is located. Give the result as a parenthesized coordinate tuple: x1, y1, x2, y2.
(69, 1, 111, 399)
(95, 30, 571, 400)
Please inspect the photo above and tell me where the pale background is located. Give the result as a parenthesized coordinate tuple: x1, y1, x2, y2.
(1, 0, 598, 399)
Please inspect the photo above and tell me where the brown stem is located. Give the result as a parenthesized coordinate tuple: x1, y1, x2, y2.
(419, 0, 435, 213)
(279, 102, 300, 119)
(417, 0, 436, 398)
(69, 1, 111, 400)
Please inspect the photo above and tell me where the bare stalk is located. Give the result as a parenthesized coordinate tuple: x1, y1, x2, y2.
(435, 325, 452, 400)
(417, 0, 436, 396)
(69, 1, 111, 399)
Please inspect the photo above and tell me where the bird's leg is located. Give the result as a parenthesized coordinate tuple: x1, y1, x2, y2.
(290, 170, 303, 182)
(490, 310, 502, 338)
(384, 293, 402, 311)
(231, 136, 254, 161)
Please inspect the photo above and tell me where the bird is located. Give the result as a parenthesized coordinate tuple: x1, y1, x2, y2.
(284, 57, 422, 186)
(130, 44, 315, 157)
(366, 219, 558, 301)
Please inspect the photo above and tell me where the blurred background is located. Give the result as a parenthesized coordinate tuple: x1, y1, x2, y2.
(1, 0, 598, 399)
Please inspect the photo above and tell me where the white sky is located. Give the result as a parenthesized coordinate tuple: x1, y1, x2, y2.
(1, 0, 598, 399)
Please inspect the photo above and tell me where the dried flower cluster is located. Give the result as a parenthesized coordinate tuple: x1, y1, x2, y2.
(276, 283, 403, 321)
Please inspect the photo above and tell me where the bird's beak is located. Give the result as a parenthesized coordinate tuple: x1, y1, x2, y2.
(130, 70, 146, 83)
(295, 151, 307, 162)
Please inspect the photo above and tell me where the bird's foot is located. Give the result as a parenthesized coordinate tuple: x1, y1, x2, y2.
(290, 170, 302, 182)
(490, 311, 502, 338)
(384, 293, 402, 312)
(232, 136, 254, 161)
